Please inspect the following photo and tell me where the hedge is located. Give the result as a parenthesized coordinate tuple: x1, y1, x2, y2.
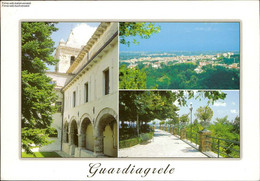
(119, 132, 154, 149)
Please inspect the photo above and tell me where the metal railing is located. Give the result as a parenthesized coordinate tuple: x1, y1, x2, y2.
(206, 135, 240, 158)
(186, 131, 199, 145)
(158, 126, 240, 158)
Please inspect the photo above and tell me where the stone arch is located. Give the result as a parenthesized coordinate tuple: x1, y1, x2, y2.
(80, 113, 93, 126)
(95, 107, 117, 129)
(79, 114, 94, 151)
(69, 119, 78, 147)
(94, 107, 117, 157)
(63, 121, 69, 143)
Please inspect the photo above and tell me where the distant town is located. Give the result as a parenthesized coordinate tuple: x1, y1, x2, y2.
(120, 52, 240, 74)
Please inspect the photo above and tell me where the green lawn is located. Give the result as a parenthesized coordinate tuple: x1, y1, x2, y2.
(22, 152, 61, 158)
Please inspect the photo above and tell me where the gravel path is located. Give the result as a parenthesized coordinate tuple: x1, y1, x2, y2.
(119, 129, 207, 157)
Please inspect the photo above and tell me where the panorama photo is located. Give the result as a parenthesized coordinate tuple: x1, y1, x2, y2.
(119, 22, 240, 90)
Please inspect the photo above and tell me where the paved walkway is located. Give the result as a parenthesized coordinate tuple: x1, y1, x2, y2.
(119, 129, 207, 157)
(55, 150, 74, 158)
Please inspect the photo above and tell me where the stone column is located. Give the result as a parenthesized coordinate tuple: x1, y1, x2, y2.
(180, 128, 186, 139)
(68, 132, 72, 145)
(81, 133, 86, 148)
(63, 130, 67, 142)
(78, 134, 84, 148)
(199, 129, 212, 152)
(94, 136, 104, 156)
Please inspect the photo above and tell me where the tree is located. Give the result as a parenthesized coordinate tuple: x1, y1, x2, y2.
(119, 90, 226, 139)
(232, 116, 240, 134)
(119, 22, 160, 46)
(180, 114, 189, 126)
(172, 117, 180, 125)
(119, 91, 179, 135)
(22, 22, 58, 154)
(119, 64, 147, 89)
(215, 116, 229, 125)
(159, 121, 165, 125)
(207, 116, 240, 157)
(195, 106, 213, 129)
(199, 65, 240, 89)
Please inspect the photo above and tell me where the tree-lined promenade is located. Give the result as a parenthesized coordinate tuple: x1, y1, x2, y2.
(119, 90, 240, 158)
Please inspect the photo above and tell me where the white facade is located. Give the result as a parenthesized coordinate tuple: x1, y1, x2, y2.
(46, 22, 118, 157)
(54, 42, 81, 73)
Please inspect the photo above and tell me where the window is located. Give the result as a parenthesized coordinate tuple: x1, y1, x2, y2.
(73, 91, 76, 107)
(70, 56, 75, 65)
(85, 82, 89, 103)
(103, 69, 109, 95)
(55, 101, 62, 112)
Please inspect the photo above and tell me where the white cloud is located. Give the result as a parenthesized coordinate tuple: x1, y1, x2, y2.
(230, 109, 238, 114)
(213, 101, 226, 107)
(232, 102, 236, 105)
(194, 26, 218, 32)
(217, 110, 225, 114)
(65, 23, 98, 49)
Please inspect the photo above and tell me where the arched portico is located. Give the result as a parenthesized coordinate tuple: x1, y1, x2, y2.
(63, 121, 69, 143)
(69, 119, 78, 147)
(94, 108, 117, 157)
(79, 115, 94, 151)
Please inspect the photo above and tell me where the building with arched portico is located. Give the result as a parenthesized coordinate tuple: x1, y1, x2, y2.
(44, 22, 118, 157)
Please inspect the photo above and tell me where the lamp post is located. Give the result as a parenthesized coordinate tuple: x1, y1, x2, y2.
(189, 102, 193, 141)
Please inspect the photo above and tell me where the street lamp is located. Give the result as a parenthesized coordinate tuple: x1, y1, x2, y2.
(189, 102, 193, 141)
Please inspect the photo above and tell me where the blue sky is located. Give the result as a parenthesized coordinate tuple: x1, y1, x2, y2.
(178, 90, 239, 124)
(51, 22, 100, 48)
(152, 90, 239, 125)
(120, 22, 240, 52)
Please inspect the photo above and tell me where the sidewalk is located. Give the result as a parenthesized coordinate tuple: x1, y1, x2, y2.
(119, 129, 207, 157)
(55, 150, 74, 158)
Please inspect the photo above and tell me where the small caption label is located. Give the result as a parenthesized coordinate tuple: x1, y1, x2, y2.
(2, 1, 31, 7)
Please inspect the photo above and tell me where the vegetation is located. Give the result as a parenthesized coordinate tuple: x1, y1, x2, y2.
(119, 91, 226, 146)
(22, 152, 61, 158)
(195, 106, 213, 129)
(119, 132, 154, 149)
(119, 64, 147, 89)
(184, 115, 240, 158)
(22, 22, 58, 154)
(180, 114, 189, 126)
(119, 62, 239, 89)
(119, 22, 160, 46)
(144, 63, 239, 89)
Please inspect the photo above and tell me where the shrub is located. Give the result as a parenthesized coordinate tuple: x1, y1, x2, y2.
(140, 124, 153, 133)
(119, 132, 154, 149)
(119, 137, 140, 148)
(140, 132, 153, 142)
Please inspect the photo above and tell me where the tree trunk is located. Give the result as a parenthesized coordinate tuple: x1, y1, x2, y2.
(137, 114, 140, 136)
